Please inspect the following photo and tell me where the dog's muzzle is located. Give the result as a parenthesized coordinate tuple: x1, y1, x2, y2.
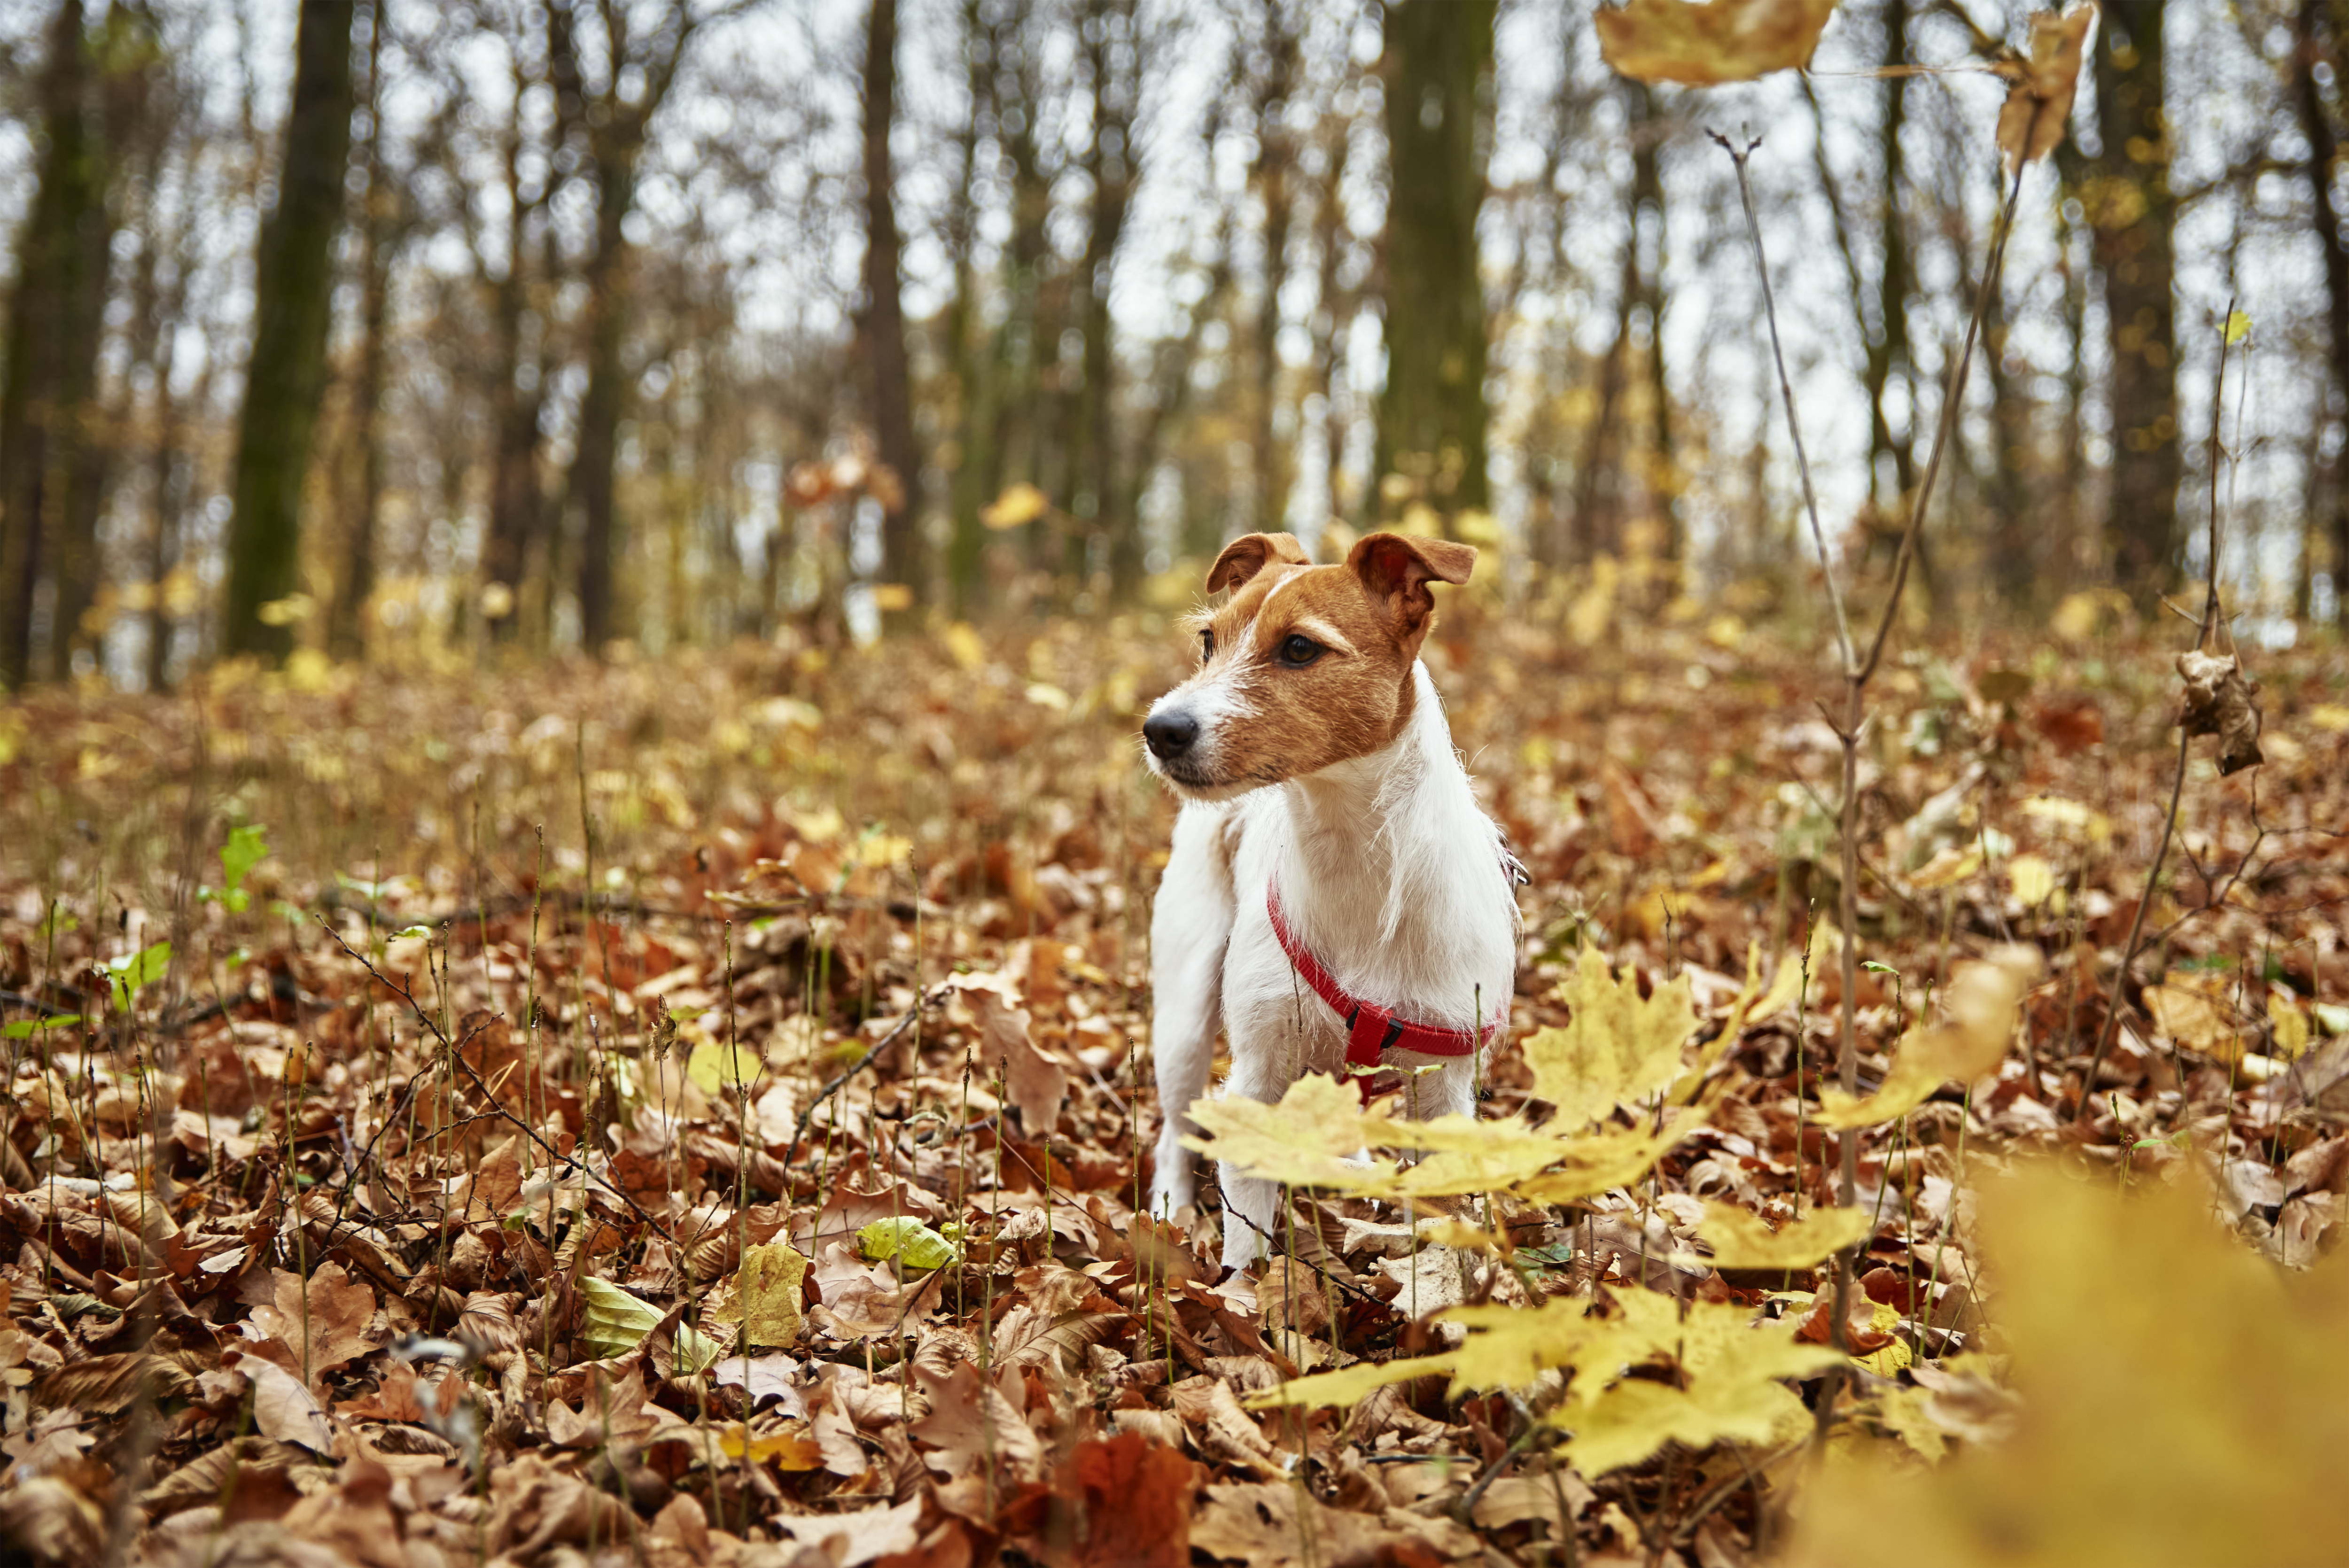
(1143, 708, 1199, 761)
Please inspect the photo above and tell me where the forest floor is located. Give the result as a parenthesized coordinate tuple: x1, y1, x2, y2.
(1, 598, 2347, 1567)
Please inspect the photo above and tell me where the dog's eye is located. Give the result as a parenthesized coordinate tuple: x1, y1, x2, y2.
(1278, 634, 1324, 667)
(1199, 629, 1215, 661)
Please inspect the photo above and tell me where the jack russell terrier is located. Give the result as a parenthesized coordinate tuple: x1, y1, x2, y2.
(1140, 530, 1520, 1270)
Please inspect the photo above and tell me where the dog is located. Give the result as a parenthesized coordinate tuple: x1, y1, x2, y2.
(1140, 530, 1520, 1270)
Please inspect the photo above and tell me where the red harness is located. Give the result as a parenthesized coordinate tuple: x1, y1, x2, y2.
(1266, 876, 1509, 1104)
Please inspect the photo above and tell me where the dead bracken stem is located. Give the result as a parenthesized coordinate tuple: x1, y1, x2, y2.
(2075, 297, 2244, 1119)
(1718, 133, 2029, 1366)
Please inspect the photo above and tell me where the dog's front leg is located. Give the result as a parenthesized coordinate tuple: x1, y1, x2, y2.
(1148, 807, 1236, 1219)
(1212, 1021, 1308, 1271)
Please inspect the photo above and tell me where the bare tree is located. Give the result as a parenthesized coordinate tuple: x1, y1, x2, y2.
(1375, 0, 1494, 532)
(1, 0, 125, 686)
(222, 0, 358, 662)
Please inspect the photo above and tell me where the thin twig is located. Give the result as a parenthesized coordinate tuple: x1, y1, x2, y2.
(316, 919, 676, 1244)
(1719, 132, 2030, 1372)
(1713, 129, 1854, 674)
(783, 984, 952, 1169)
(2075, 296, 2241, 1118)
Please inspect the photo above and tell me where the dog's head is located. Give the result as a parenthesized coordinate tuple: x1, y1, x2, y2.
(1140, 531, 1475, 799)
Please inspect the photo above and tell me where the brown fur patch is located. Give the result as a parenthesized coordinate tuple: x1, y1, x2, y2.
(1157, 533, 1474, 792)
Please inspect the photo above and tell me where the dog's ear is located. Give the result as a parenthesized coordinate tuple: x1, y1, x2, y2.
(1346, 532, 1476, 640)
(1206, 533, 1312, 594)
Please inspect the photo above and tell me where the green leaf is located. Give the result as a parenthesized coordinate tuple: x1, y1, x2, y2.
(576, 1275, 720, 1371)
(103, 941, 171, 1013)
(2, 1016, 81, 1039)
(577, 1276, 663, 1358)
(220, 823, 268, 895)
(686, 1039, 761, 1096)
(858, 1218, 961, 1271)
(1862, 961, 1899, 976)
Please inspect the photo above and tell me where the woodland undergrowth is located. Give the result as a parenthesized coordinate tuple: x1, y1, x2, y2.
(1, 593, 2347, 1567)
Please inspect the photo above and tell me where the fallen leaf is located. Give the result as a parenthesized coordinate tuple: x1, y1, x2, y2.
(240, 1262, 381, 1388)
(1057, 1431, 1199, 1568)
(231, 1352, 335, 1452)
(1814, 959, 2023, 1128)
(907, 1361, 1044, 1483)
(1698, 1200, 1873, 1269)
(774, 1499, 924, 1566)
(715, 1242, 808, 1348)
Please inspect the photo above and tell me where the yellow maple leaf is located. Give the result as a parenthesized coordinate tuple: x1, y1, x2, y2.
(1247, 1352, 1461, 1411)
(1182, 1074, 1400, 1194)
(1443, 1299, 1655, 1405)
(1369, 1114, 1572, 1198)
(1798, 1163, 2349, 1564)
(1513, 1108, 1711, 1204)
(1595, 0, 1842, 85)
(1524, 950, 1697, 1128)
(1697, 1201, 1873, 1270)
(1550, 1291, 1842, 1476)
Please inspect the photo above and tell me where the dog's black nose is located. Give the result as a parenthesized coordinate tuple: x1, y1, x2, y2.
(1143, 709, 1198, 760)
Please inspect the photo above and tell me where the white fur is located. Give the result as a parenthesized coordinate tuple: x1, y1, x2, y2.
(1147, 661, 1518, 1270)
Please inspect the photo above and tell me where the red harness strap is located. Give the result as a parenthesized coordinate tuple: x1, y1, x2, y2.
(1265, 877, 1506, 1104)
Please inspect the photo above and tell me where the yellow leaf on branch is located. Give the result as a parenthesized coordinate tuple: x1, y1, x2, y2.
(1595, 0, 1842, 85)
(1994, 5, 2098, 173)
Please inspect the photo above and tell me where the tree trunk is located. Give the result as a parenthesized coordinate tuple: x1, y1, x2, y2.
(1375, 0, 1493, 531)
(2092, 0, 2179, 600)
(328, 21, 391, 661)
(570, 134, 634, 654)
(1983, 270, 2034, 609)
(1250, 6, 1300, 542)
(943, 0, 990, 617)
(0, 0, 114, 688)
(555, 0, 701, 656)
(1080, 0, 1139, 597)
(481, 51, 552, 647)
(1628, 85, 1672, 564)
(1872, 0, 1916, 522)
(2295, 0, 2349, 626)
(1310, 106, 1356, 543)
(223, 0, 357, 663)
(857, 0, 923, 611)
(1570, 227, 1636, 565)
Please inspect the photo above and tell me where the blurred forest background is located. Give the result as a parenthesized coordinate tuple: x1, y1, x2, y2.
(0, 0, 2341, 688)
